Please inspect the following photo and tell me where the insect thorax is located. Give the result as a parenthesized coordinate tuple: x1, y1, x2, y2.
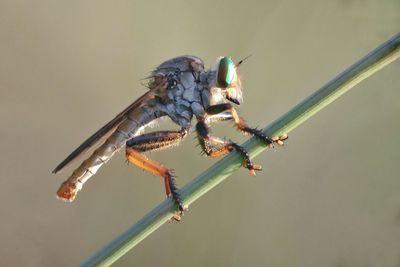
(161, 71, 210, 127)
(149, 55, 227, 129)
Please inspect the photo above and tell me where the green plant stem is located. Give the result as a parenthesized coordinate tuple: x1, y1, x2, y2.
(81, 33, 400, 267)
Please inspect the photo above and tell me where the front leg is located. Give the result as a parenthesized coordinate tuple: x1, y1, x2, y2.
(206, 103, 288, 146)
(126, 129, 187, 221)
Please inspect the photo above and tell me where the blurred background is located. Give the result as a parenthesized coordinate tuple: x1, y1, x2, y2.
(0, 1, 399, 266)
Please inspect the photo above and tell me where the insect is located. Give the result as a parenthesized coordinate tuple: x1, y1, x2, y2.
(53, 56, 287, 220)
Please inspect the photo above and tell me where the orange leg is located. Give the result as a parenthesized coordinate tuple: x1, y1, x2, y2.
(196, 120, 262, 176)
(126, 148, 173, 193)
(126, 130, 187, 220)
(206, 103, 288, 146)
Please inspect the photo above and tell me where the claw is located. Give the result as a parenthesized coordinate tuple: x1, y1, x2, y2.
(170, 204, 188, 222)
(274, 134, 288, 146)
(172, 211, 182, 222)
(248, 164, 262, 176)
(252, 164, 262, 171)
(271, 136, 280, 142)
(268, 134, 288, 147)
(280, 133, 288, 140)
(164, 184, 185, 222)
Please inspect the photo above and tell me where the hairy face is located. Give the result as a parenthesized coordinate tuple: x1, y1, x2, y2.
(213, 56, 243, 105)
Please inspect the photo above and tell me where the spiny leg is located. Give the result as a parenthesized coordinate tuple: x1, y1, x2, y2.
(196, 120, 261, 175)
(206, 103, 288, 146)
(126, 129, 187, 220)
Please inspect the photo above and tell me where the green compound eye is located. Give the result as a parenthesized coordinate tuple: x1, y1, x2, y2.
(217, 57, 235, 88)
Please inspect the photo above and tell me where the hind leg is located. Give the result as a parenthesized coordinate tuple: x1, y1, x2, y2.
(126, 129, 187, 220)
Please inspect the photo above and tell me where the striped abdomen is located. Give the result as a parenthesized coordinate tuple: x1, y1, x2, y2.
(56, 105, 161, 201)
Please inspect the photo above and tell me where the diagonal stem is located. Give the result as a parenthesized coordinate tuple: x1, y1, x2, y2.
(80, 32, 400, 267)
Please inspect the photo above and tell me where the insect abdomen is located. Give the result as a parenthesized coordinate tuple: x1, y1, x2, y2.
(56, 105, 160, 201)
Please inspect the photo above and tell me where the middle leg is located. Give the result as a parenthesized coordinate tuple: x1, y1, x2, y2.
(196, 120, 262, 176)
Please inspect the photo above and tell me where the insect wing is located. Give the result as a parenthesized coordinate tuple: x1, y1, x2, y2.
(52, 80, 168, 174)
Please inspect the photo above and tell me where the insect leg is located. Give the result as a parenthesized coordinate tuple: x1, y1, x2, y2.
(196, 120, 261, 176)
(125, 129, 187, 219)
(206, 103, 288, 146)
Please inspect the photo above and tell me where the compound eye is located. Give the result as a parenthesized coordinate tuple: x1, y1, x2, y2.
(216, 57, 235, 88)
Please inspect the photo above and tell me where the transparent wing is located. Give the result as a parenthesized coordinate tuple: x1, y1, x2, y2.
(53, 79, 168, 174)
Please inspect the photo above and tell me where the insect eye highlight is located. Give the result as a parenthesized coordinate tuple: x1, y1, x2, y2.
(216, 57, 235, 88)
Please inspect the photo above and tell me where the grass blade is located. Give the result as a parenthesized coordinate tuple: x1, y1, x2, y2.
(81, 32, 400, 267)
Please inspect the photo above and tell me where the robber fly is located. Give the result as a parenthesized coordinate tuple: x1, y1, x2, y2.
(53, 56, 287, 220)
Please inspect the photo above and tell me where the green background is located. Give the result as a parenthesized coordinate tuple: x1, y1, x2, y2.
(1, 1, 399, 266)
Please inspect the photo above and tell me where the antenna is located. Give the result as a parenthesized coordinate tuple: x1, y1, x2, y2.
(235, 54, 253, 67)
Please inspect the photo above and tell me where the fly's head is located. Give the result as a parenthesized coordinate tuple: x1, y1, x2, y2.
(213, 56, 244, 105)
